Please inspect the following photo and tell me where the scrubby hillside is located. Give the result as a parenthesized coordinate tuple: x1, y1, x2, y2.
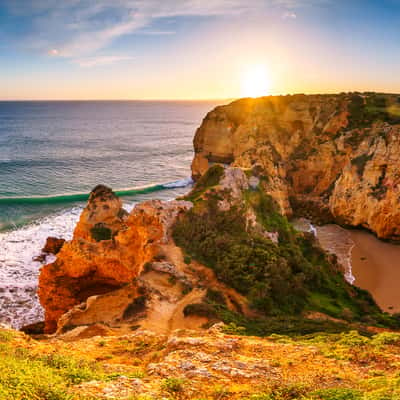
(2, 325, 400, 399)
(37, 167, 399, 338)
(173, 165, 399, 334)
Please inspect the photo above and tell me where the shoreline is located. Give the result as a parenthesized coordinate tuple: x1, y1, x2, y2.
(315, 224, 356, 284)
(350, 230, 400, 313)
(295, 219, 400, 313)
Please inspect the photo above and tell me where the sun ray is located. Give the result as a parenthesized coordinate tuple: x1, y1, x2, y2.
(241, 65, 270, 98)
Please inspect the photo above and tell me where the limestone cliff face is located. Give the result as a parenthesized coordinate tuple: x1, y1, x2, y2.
(192, 93, 400, 240)
(38, 185, 191, 333)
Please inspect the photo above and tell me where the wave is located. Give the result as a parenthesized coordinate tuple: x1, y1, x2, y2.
(0, 177, 193, 206)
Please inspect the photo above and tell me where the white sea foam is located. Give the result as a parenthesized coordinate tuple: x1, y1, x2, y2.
(0, 208, 83, 328)
(0, 188, 188, 329)
(0, 199, 143, 329)
(309, 223, 318, 237)
(163, 177, 193, 188)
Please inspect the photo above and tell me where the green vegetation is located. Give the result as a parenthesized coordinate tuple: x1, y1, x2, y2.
(3, 324, 400, 399)
(161, 378, 186, 395)
(183, 303, 217, 319)
(183, 255, 192, 264)
(90, 222, 112, 241)
(183, 164, 224, 201)
(173, 169, 399, 333)
(0, 332, 108, 400)
(347, 93, 400, 129)
(309, 388, 362, 400)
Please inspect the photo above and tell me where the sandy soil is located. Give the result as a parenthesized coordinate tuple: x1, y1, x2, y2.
(349, 230, 400, 313)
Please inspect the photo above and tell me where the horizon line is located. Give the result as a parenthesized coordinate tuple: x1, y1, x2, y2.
(0, 97, 236, 102)
(0, 91, 398, 102)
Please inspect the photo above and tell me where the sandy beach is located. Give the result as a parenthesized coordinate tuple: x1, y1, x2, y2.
(350, 230, 400, 313)
(302, 219, 400, 313)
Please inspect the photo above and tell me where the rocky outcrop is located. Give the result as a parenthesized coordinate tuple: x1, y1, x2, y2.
(42, 237, 65, 255)
(38, 185, 192, 333)
(192, 93, 400, 240)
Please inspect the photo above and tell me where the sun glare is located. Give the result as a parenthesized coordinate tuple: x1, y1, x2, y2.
(241, 65, 270, 98)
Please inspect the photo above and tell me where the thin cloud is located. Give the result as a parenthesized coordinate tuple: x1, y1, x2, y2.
(74, 55, 135, 67)
(3, 0, 328, 59)
(282, 11, 297, 19)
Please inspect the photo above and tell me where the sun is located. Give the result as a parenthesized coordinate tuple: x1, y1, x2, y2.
(241, 65, 270, 98)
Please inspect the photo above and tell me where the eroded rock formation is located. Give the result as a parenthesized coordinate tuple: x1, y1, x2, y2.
(38, 185, 191, 333)
(192, 93, 400, 240)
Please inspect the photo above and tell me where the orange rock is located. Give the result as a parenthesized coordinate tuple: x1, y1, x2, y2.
(42, 237, 65, 255)
(38, 184, 191, 333)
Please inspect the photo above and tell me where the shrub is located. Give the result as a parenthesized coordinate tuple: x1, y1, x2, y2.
(183, 255, 192, 264)
(183, 303, 217, 319)
(371, 332, 400, 346)
(161, 378, 185, 394)
(206, 289, 226, 305)
(310, 388, 362, 400)
(184, 164, 224, 201)
(90, 223, 112, 242)
(338, 331, 369, 346)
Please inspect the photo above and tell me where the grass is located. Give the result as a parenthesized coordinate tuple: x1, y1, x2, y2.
(0, 335, 104, 400)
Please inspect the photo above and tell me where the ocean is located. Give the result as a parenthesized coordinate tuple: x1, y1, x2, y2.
(0, 100, 222, 328)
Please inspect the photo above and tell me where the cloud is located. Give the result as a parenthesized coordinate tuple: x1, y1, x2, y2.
(282, 11, 297, 19)
(74, 55, 134, 67)
(48, 49, 59, 56)
(3, 0, 326, 59)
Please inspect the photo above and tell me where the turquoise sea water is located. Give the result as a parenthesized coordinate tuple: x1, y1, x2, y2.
(0, 100, 221, 230)
(0, 100, 221, 327)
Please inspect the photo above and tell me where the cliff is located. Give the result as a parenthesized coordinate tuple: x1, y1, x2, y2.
(38, 184, 253, 335)
(38, 166, 398, 336)
(192, 93, 400, 240)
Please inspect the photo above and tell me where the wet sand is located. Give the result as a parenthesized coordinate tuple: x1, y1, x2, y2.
(350, 230, 400, 313)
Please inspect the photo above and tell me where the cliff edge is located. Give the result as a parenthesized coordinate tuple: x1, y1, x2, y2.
(192, 93, 400, 240)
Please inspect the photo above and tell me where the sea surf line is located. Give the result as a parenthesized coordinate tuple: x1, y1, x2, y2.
(0, 177, 193, 206)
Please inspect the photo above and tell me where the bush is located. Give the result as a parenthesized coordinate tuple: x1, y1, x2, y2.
(310, 388, 362, 400)
(184, 164, 224, 201)
(338, 330, 369, 346)
(183, 303, 217, 319)
(183, 255, 192, 264)
(206, 289, 226, 305)
(90, 223, 112, 241)
(161, 378, 185, 394)
(371, 332, 400, 346)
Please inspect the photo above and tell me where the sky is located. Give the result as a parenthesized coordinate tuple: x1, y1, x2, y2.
(0, 0, 399, 100)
